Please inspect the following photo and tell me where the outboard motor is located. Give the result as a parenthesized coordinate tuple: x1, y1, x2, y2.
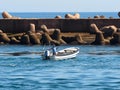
(44, 50, 50, 60)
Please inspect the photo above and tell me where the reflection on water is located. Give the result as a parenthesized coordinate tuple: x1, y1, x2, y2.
(0, 45, 120, 90)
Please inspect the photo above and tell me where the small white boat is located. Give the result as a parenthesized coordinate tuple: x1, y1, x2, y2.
(42, 47, 79, 60)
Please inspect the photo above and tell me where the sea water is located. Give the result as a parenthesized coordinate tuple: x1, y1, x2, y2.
(0, 45, 120, 90)
(0, 12, 119, 18)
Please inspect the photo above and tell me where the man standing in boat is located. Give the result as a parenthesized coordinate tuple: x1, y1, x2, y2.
(52, 46, 57, 55)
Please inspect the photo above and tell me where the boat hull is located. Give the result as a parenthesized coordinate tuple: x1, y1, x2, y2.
(50, 50, 79, 60)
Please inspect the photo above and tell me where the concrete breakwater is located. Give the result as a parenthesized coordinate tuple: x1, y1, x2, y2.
(0, 18, 120, 33)
(0, 18, 120, 45)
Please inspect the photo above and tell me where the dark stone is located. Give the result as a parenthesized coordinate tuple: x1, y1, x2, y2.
(20, 34, 30, 44)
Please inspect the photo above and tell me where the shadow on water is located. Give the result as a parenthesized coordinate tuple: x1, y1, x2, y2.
(0, 49, 120, 57)
(0, 51, 44, 56)
(88, 50, 120, 55)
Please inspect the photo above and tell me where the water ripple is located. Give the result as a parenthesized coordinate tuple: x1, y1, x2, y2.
(0, 45, 120, 89)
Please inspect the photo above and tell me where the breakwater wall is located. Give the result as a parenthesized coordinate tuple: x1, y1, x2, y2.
(0, 18, 120, 33)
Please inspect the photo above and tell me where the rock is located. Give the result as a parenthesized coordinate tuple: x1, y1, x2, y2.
(2, 11, 20, 19)
(110, 33, 120, 45)
(91, 32, 109, 45)
(40, 25, 49, 33)
(41, 33, 60, 45)
(51, 29, 61, 41)
(50, 40, 60, 46)
(65, 14, 74, 19)
(55, 15, 62, 19)
(74, 13, 80, 19)
(20, 34, 30, 44)
(118, 12, 120, 17)
(0, 30, 3, 33)
(75, 34, 87, 45)
(100, 15, 106, 19)
(29, 23, 36, 33)
(65, 13, 80, 19)
(117, 28, 120, 32)
(36, 33, 42, 41)
(59, 39, 67, 45)
(89, 23, 102, 34)
(0, 33, 10, 43)
(29, 33, 40, 44)
(94, 15, 100, 19)
(41, 33, 51, 45)
(10, 37, 20, 44)
(100, 25, 117, 38)
(62, 36, 76, 44)
(2, 11, 13, 18)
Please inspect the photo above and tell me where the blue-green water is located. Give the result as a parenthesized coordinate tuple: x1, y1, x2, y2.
(0, 45, 120, 90)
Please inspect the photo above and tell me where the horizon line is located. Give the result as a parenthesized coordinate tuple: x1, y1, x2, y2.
(0, 11, 119, 13)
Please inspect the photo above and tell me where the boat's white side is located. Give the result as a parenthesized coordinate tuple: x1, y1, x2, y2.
(50, 47, 79, 60)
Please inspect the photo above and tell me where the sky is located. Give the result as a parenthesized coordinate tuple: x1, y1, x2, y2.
(0, 0, 120, 12)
